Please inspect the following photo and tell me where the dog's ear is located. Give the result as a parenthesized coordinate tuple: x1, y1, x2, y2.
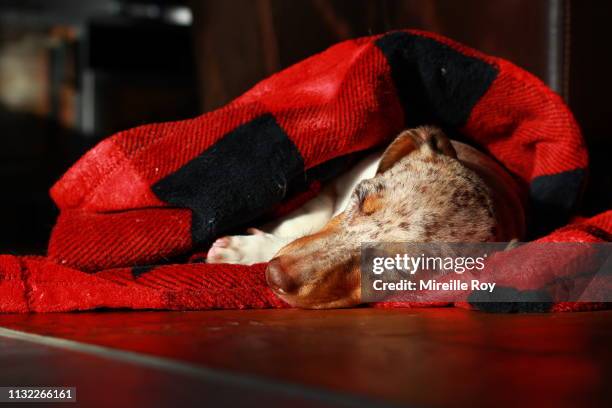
(377, 126, 457, 174)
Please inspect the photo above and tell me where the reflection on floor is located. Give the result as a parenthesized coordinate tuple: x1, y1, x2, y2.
(0, 308, 611, 407)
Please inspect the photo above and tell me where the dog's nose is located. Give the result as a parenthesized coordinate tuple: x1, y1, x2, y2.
(266, 257, 299, 294)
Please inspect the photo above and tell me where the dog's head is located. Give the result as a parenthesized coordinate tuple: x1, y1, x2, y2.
(266, 126, 497, 308)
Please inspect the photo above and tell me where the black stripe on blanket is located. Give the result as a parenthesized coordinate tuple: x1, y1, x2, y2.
(376, 31, 498, 128)
(152, 114, 304, 246)
(468, 286, 554, 313)
(131, 264, 156, 278)
(529, 168, 586, 238)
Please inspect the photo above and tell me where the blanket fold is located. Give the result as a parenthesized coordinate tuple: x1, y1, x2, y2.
(1, 29, 608, 313)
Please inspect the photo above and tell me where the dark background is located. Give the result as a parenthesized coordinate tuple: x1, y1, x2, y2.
(0, 0, 610, 253)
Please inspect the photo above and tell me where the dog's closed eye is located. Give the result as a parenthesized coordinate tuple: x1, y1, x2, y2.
(360, 195, 381, 215)
(352, 180, 385, 216)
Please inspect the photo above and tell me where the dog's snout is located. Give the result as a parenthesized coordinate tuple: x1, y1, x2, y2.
(266, 257, 299, 294)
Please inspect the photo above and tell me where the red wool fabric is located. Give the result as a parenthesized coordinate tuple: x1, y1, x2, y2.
(0, 30, 608, 313)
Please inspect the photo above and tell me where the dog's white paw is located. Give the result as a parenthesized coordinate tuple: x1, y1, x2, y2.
(207, 230, 289, 265)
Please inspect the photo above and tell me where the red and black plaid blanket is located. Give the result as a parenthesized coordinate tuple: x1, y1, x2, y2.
(1, 30, 610, 313)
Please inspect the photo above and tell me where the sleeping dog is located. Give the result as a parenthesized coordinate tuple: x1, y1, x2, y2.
(208, 126, 525, 308)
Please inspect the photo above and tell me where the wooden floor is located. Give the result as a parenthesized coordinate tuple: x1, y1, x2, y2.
(0, 308, 611, 407)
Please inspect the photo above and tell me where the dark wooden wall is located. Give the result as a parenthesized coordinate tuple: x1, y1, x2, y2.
(190, 0, 554, 112)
